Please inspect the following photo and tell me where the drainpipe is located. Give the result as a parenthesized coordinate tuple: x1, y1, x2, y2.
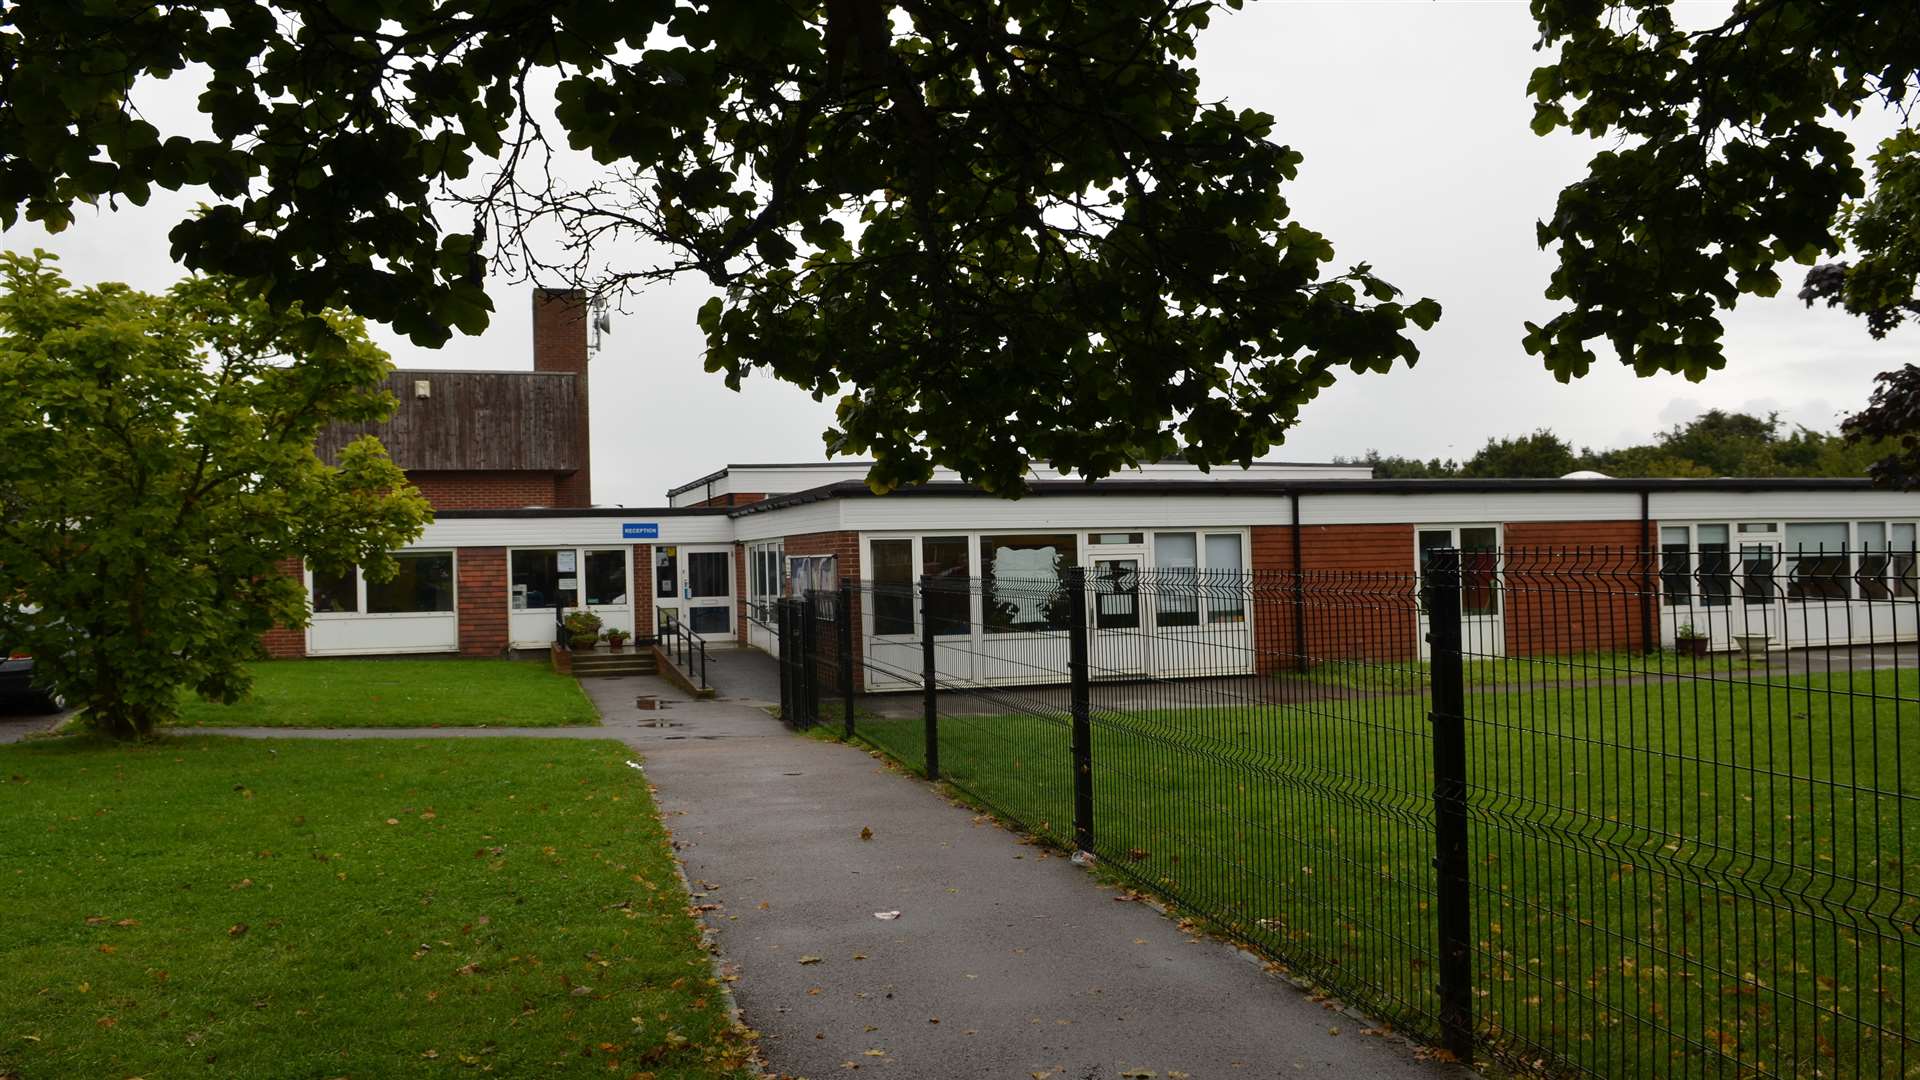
(1639, 489, 1656, 655)
(1290, 491, 1307, 674)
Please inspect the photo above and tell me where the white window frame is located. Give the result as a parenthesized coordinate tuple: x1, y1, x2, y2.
(307, 550, 460, 620)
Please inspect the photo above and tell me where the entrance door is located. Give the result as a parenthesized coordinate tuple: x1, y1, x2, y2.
(1089, 553, 1148, 678)
(655, 545, 734, 638)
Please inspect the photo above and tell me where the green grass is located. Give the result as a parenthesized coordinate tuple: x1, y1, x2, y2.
(172, 659, 600, 728)
(844, 668, 1920, 1078)
(0, 735, 753, 1080)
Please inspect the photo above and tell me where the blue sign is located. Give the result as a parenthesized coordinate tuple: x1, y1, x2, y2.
(622, 522, 660, 540)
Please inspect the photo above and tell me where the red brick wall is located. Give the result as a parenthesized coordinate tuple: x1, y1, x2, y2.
(1251, 524, 1419, 666)
(735, 544, 749, 643)
(407, 470, 559, 511)
(781, 531, 865, 690)
(532, 289, 592, 507)
(261, 556, 307, 658)
(1501, 521, 1650, 656)
(632, 544, 655, 639)
(692, 492, 766, 508)
(456, 547, 508, 656)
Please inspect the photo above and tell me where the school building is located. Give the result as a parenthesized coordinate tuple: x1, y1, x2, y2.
(269, 288, 1920, 681)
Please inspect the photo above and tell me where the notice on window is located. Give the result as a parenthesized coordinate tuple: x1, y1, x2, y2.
(558, 577, 577, 590)
(558, 550, 577, 572)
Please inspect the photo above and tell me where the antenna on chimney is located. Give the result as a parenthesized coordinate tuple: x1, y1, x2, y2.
(589, 298, 613, 355)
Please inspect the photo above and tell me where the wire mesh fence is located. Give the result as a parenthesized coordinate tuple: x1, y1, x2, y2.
(774, 550, 1918, 1079)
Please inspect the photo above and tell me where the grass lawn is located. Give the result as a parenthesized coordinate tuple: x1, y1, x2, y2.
(846, 668, 1920, 1078)
(172, 659, 599, 728)
(0, 735, 753, 1079)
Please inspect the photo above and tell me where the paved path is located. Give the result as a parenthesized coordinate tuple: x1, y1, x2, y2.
(35, 671, 1463, 1079)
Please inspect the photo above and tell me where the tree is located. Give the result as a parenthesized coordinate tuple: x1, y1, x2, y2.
(0, 1, 1439, 494)
(1527, 0, 1918, 379)
(0, 252, 431, 738)
(1528, 2, 1920, 485)
(1460, 430, 1579, 478)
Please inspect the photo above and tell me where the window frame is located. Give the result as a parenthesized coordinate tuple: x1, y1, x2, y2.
(308, 550, 460, 620)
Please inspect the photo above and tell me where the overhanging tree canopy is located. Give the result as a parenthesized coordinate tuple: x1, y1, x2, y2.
(0, 0, 1439, 493)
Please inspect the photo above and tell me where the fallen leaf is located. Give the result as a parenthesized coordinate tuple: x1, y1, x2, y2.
(873, 911, 901, 921)
(571, 986, 593, 997)
(859, 827, 873, 841)
(798, 956, 825, 965)
(421, 1049, 439, 1060)
(1120, 1071, 1155, 1079)
(386, 818, 400, 826)
(862, 1048, 887, 1057)
(228, 924, 249, 938)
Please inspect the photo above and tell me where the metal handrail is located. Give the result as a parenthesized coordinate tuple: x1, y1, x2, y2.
(660, 613, 709, 689)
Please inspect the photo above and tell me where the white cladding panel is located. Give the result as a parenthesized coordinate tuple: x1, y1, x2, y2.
(414, 515, 734, 547)
(1297, 491, 1641, 526)
(730, 500, 847, 541)
(1650, 488, 1920, 522)
(837, 494, 1293, 530)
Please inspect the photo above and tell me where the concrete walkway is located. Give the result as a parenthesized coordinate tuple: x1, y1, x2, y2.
(33, 674, 1464, 1079)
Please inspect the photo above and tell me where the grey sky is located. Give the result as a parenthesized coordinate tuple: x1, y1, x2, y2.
(4, 2, 1904, 506)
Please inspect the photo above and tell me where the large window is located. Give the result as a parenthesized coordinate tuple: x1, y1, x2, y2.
(312, 552, 457, 615)
(981, 534, 1076, 633)
(688, 551, 730, 597)
(1148, 532, 1245, 627)
(1895, 523, 1917, 599)
(511, 549, 576, 610)
(870, 539, 915, 636)
(747, 541, 784, 626)
(1786, 522, 1850, 601)
(1204, 534, 1246, 623)
(1697, 524, 1733, 607)
(367, 552, 455, 613)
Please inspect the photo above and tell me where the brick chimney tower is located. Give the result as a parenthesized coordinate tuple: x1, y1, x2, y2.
(532, 288, 591, 507)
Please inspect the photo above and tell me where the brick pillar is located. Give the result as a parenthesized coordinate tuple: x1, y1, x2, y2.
(260, 556, 308, 658)
(457, 547, 508, 656)
(632, 544, 655, 639)
(532, 288, 591, 507)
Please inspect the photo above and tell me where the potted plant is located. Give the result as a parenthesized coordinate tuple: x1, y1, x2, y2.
(1674, 622, 1709, 658)
(563, 610, 603, 651)
(605, 628, 631, 652)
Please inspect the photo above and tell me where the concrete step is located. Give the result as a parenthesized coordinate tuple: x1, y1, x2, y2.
(571, 651, 657, 678)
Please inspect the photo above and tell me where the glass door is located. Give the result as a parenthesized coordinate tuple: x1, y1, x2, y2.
(1734, 539, 1785, 650)
(1089, 552, 1148, 678)
(656, 545, 735, 638)
(1417, 527, 1504, 658)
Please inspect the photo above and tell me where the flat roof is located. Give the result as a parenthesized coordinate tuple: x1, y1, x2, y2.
(729, 475, 1888, 516)
(665, 459, 1370, 499)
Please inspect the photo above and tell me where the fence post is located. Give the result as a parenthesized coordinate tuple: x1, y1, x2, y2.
(839, 578, 856, 740)
(1066, 566, 1094, 855)
(802, 591, 819, 727)
(919, 575, 939, 779)
(775, 601, 791, 719)
(1426, 548, 1474, 1063)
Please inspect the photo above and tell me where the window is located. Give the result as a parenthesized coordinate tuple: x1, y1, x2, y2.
(1418, 527, 1499, 616)
(1153, 533, 1199, 628)
(1739, 523, 1778, 534)
(923, 536, 971, 636)
(312, 566, 359, 613)
(787, 555, 836, 598)
(654, 546, 678, 599)
(511, 549, 575, 610)
(747, 541, 784, 626)
(1090, 532, 1144, 545)
(1895, 523, 1917, 599)
(870, 539, 915, 636)
(1698, 525, 1732, 607)
(689, 605, 731, 634)
(1660, 526, 1691, 607)
(367, 552, 454, 613)
(1741, 544, 1777, 605)
(1786, 522, 1849, 601)
(583, 550, 627, 606)
(1204, 533, 1245, 623)
(688, 551, 730, 597)
(1856, 522, 1890, 601)
(981, 534, 1076, 632)
(1093, 557, 1141, 630)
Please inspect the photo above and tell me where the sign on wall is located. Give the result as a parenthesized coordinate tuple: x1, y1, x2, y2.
(623, 522, 660, 540)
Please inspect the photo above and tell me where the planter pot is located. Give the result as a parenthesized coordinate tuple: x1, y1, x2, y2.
(569, 633, 599, 650)
(1733, 633, 1771, 661)
(1676, 636, 1709, 658)
(607, 639, 627, 652)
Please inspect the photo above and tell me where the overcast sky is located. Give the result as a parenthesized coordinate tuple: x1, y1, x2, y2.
(4, 2, 1905, 506)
